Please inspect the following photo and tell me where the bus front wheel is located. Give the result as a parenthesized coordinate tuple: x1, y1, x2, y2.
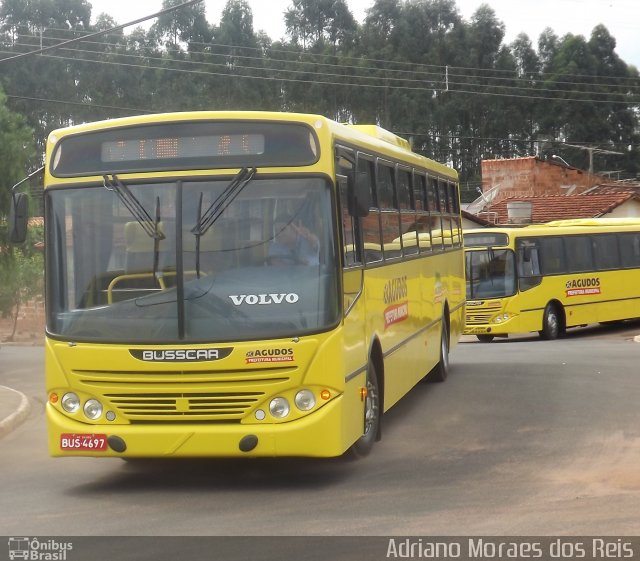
(348, 361, 380, 458)
(540, 303, 563, 340)
(476, 334, 494, 343)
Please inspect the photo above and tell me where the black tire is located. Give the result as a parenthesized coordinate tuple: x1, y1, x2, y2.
(348, 361, 380, 458)
(539, 303, 562, 340)
(428, 319, 449, 383)
(476, 334, 494, 343)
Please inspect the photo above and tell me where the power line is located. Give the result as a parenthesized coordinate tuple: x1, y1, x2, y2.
(0, 0, 204, 64)
(4, 36, 640, 105)
(15, 25, 640, 87)
(12, 32, 640, 97)
(6, 94, 152, 115)
(15, 49, 640, 105)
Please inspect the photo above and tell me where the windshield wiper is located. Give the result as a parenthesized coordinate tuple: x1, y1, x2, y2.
(104, 174, 165, 279)
(191, 167, 256, 277)
(103, 174, 165, 241)
(192, 167, 256, 236)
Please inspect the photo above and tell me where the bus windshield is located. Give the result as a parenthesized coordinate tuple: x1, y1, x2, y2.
(465, 248, 516, 300)
(46, 176, 339, 343)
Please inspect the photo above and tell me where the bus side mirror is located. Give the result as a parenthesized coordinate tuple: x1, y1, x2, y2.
(349, 171, 371, 217)
(8, 192, 29, 244)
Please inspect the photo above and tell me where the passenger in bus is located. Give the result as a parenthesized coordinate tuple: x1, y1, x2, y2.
(267, 214, 319, 265)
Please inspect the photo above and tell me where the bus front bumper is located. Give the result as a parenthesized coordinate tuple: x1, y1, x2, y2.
(463, 315, 518, 336)
(46, 397, 348, 459)
(463, 324, 509, 335)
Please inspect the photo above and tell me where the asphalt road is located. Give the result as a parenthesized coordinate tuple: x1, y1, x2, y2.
(1, 321, 640, 539)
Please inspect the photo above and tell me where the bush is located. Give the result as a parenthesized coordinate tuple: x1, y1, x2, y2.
(0, 223, 44, 340)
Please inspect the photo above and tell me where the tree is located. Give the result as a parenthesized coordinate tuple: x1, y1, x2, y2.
(0, 88, 35, 216)
(505, 34, 543, 156)
(0, 87, 39, 339)
(284, 0, 356, 49)
(153, 0, 207, 48)
(1, 0, 639, 192)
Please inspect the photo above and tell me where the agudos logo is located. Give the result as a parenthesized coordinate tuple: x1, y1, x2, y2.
(565, 277, 601, 297)
(246, 348, 294, 364)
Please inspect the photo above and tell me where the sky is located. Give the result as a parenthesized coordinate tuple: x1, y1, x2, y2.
(87, 0, 640, 69)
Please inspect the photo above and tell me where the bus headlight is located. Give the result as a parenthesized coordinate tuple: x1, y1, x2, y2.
(269, 397, 290, 419)
(295, 390, 316, 411)
(61, 392, 80, 413)
(83, 399, 103, 420)
(493, 313, 510, 323)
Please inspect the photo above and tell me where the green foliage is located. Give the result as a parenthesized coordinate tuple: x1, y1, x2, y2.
(0, 89, 35, 215)
(0, 83, 39, 326)
(0, 0, 638, 186)
(0, 224, 44, 335)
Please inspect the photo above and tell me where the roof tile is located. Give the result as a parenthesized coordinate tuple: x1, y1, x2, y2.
(486, 193, 639, 224)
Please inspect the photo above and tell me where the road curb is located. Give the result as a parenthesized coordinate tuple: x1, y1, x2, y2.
(0, 386, 31, 438)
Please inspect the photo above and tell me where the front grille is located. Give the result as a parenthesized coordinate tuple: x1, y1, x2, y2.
(466, 312, 495, 325)
(104, 391, 262, 421)
(71, 367, 294, 422)
(465, 301, 502, 325)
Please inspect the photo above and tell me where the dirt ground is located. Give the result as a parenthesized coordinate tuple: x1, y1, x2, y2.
(0, 308, 45, 344)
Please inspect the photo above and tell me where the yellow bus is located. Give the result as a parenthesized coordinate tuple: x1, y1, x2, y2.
(464, 218, 640, 342)
(14, 111, 464, 458)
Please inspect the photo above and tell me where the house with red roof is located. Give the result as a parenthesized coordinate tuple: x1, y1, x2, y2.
(485, 192, 640, 225)
(466, 156, 640, 225)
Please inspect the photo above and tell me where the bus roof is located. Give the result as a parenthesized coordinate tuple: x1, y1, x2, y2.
(47, 110, 457, 181)
(464, 217, 640, 246)
(543, 217, 640, 228)
(344, 124, 411, 150)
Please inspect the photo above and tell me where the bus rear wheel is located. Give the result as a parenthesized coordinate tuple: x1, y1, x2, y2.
(428, 319, 449, 383)
(540, 303, 563, 340)
(348, 361, 380, 458)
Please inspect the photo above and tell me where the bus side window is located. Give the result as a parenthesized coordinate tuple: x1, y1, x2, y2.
(517, 238, 542, 291)
(338, 176, 360, 267)
(619, 232, 640, 268)
(397, 168, 418, 255)
(358, 157, 382, 264)
(427, 176, 443, 251)
(413, 174, 431, 253)
(593, 234, 620, 270)
(539, 236, 566, 275)
(377, 161, 401, 260)
(565, 235, 594, 272)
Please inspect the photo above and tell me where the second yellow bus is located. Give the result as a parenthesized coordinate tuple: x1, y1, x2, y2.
(464, 218, 640, 341)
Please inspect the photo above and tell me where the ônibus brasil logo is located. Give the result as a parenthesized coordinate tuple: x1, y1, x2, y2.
(8, 538, 73, 561)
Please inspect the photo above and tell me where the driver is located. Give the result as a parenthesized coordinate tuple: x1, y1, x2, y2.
(267, 215, 319, 265)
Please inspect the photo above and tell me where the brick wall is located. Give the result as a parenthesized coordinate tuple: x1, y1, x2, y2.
(481, 157, 603, 203)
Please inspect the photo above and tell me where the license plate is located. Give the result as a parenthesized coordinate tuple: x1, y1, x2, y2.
(60, 433, 108, 451)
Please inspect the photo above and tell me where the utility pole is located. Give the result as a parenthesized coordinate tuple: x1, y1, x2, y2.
(563, 143, 624, 174)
